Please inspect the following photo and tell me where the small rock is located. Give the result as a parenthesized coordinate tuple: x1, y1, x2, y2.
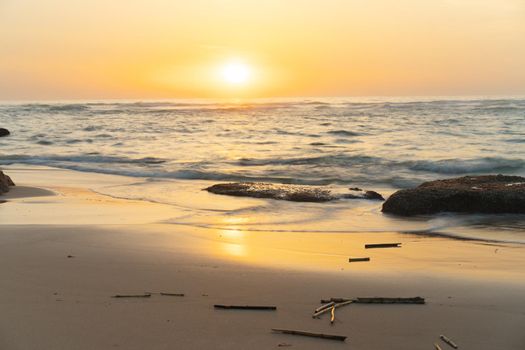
(349, 187, 362, 191)
(343, 190, 384, 201)
(363, 190, 385, 201)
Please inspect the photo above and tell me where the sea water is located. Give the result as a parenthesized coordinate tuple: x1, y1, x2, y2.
(1, 97, 524, 242)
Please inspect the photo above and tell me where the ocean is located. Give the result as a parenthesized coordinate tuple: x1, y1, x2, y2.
(1, 97, 524, 242)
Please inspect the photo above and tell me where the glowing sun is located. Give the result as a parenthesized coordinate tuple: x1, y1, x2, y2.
(220, 60, 251, 85)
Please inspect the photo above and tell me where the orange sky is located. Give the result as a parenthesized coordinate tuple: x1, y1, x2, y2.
(1, 0, 524, 100)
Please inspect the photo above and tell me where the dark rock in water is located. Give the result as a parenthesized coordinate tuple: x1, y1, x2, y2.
(363, 190, 385, 201)
(343, 186, 385, 201)
(0, 170, 15, 195)
(343, 190, 385, 201)
(0, 128, 10, 137)
(382, 175, 525, 216)
(205, 182, 335, 202)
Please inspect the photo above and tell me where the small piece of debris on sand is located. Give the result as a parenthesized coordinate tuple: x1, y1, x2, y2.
(365, 243, 401, 249)
(214, 304, 276, 310)
(111, 294, 151, 298)
(272, 328, 347, 341)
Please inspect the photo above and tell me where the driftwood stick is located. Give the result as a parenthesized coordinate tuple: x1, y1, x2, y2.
(320, 297, 351, 303)
(313, 300, 353, 318)
(272, 328, 347, 341)
(440, 334, 458, 349)
(354, 297, 425, 304)
(314, 301, 335, 313)
(160, 292, 185, 297)
(111, 294, 151, 298)
(330, 306, 335, 324)
(334, 300, 353, 309)
(313, 306, 333, 318)
(214, 304, 276, 310)
(434, 343, 443, 350)
(321, 297, 424, 304)
(365, 243, 401, 249)
(348, 257, 370, 262)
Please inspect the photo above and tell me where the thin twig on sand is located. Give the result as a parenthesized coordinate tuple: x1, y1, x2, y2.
(313, 300, 353, 318)
(160, 292, 185, 297)
(348, 257, 370, 262)
(354, 297, 425, 304)
(214, 305, 277, 310)
(272, 328, 347, 341)
(320, 297, 351, 303)
(365, 243, 401, 249)
(314, 301, 334, 313)
(111, 294, 151, 298)
(440, 334, 458, 349)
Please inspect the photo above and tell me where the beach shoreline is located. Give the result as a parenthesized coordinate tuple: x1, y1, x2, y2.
(1, 166, 524, 349)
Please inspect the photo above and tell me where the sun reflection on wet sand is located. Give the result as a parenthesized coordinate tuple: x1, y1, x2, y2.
(218, 217, 250, 257)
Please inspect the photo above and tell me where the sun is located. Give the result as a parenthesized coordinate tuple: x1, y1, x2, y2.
(220, 60, 251, 85)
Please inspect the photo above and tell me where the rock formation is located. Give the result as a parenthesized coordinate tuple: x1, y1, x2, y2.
(205, 182, 385, 203)
(382, 175, 525, 215)
(0, 171, 15, 195)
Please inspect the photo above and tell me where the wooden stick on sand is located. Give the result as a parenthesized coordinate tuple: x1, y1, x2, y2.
(313, 300, 353, 318)
(111, 294, 151, 298)
(314, 301, 335, 313)
(365, 243, 401, 249)
(214, 305, 277, 310)
(272, 328, 347, 341)
(320, 297, 351, 303)
(354, 297, 425, 304)
(440, 334, 458, 349)
(160, 292, 185, 297)
(348, 257, 370, 262)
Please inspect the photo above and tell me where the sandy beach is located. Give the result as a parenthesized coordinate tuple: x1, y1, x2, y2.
(0, 166, 523, 350)
(3, 0, 525, 348)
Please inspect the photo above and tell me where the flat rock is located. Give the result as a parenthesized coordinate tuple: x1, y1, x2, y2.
(205, 182, 385, 203)
(0, 128, 10, 137)
(205, 182, 335, 202)
(382, 175, 525, 216)
(0, 170, 15, 194)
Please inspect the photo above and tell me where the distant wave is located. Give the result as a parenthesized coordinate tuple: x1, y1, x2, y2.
(0, 154, 166, 165)
(326, 130, 362, 136)
(407, 157, 525, 174)
(237, 154, 380, 167)
(36, 140, 53, 145)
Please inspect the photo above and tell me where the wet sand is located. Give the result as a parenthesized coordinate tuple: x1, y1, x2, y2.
(0, 167, 524, 349)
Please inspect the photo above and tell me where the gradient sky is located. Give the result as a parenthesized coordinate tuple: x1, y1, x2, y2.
(1, 0, 524, 100)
